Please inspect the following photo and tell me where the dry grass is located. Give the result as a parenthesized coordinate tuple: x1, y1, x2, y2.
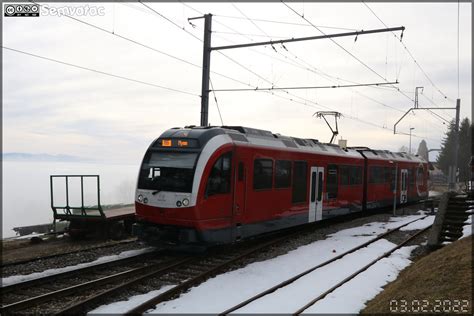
(362, 236, 473, 314)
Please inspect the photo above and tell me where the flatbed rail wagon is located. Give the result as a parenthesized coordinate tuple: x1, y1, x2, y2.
(50, 175, 135, 239)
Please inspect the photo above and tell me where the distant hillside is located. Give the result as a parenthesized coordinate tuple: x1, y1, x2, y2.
(3, 152, 91, 162)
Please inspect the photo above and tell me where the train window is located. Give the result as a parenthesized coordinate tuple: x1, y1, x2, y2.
(411, 167, 416, 184)
(384, 167, 392, 183)
(353, 166, 363, 185)
(138, 152, 197, 193)
(401, 172, 407, 190)
(206, 152, 232, 196)
(369, 166, 385, 183)
(311, 172, 316, 202)
(292, 161, 307, 203)
(340, 166, 349, 185)
(253, 159, 273, 190)
(340, 166, 362, 186)
(348, 167, 357, 184)
(326, 165, 338, 198)
(317, 172, 323, 201)
(275, 160, 292, 188)
(238, 162, 244, 181)
(369, 166, 377, 183)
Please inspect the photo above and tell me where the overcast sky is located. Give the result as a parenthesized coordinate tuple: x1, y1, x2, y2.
(3, 1, 472, 164)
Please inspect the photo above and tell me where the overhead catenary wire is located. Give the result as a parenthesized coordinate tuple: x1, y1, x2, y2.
(187, 1, 409, 99)
(281, 0, 448, 132)
(362, 1, 453, 102)
(281, 1, 406, 95)
(426, 109, 450, 125)
(213, 14, 359, 31)
(13, 1, 440, 144)
(121, 1, 445, 142)
(457, 1, 460, 99)
(222, 4, 422, 119)
(212, 2, 444, 138)
(209, 78, 224, 125)
(212, 81, 399, 92)
(141, 2, 325, 110)
(2, 46, 199, 97)
(268, 91, 442, 142)
(421, 93, 454, 120)
(212, 30, 288, 39)
(28, 1, 262, 92)
(132, 2, 447, 142)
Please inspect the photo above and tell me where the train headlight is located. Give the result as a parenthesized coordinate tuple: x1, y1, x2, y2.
(137, 194, 143, 202)
(176, 201, 182, 207)
(143, 197, 148, 204)
(182, 198, 189, 206)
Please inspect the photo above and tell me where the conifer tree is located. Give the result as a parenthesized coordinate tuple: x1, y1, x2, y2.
(437, 118, 472, 182)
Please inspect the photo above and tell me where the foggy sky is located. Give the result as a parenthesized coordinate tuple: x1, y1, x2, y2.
(2, 2, 472, 164)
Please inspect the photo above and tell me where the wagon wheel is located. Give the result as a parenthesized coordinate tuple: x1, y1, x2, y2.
(108, 221, 125, 240)
(68, 221, 86, 240)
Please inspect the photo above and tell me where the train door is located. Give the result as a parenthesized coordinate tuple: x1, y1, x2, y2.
(400, 169, 408, 203)
(309, 167, 324, 222)
(232, 154, 246, 241)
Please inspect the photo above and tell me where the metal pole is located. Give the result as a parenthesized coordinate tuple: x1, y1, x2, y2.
(393, 163, 398, 216)
(409, 129, 412, 154)
(449, 99, 461, 190)
(211, 26, 405, 51)
(200, 14, 212, 127)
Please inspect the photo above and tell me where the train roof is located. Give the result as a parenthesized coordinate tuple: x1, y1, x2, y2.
(159, 126, 427, 163)
(348, 147, 426, 164)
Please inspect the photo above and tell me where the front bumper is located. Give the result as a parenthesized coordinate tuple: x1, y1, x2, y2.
(132, 221, 199, 245)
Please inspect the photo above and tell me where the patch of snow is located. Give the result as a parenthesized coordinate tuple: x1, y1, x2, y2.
(88, 285, 175, 315)
(14, 232, 46, 240)
(233, 239, 398, 314)
(429, 191, 442, 197)
(1, 248, 154, 287)
(140, 215, 424, 314)
(303, 246, 417, 314)
(462, 215, 473, 238)
(399, 215, 434, 231)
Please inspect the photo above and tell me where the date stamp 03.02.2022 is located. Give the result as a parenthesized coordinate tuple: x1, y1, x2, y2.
(389, 299, 471, 313)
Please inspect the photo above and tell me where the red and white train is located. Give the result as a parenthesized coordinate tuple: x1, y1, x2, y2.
(133, 126, 428, 246)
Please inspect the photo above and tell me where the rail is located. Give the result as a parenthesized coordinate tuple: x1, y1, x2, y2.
(1, 200, 434, 314)
(221, 216, 431, 314)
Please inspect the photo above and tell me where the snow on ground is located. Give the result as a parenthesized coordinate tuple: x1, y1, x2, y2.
(88, 285, 175, 315)
(116, 215, 423, 314)
(1, 248, 154, 287)
(400, 215, 434, 231)
(89, 215, 427, 314)
(462, 215, 473, 238)
(232, 239, 406, 314)
(303, 246, 417, 314)
(13, 232, 47, 240)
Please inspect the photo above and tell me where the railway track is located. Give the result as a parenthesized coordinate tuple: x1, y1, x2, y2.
(1, 238, 138, 268)
(1, 202, 434, 314)
(0, 249, 171, 315)
(119, 215, 432, 315)
(220, 217, 432, 315)
(1, 207, 364, 315)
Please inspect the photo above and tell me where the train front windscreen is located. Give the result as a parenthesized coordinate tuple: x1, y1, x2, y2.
(137, 152, 198, 193)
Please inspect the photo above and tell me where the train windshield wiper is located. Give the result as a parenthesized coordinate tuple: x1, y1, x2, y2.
(152, 190, 160, 195)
